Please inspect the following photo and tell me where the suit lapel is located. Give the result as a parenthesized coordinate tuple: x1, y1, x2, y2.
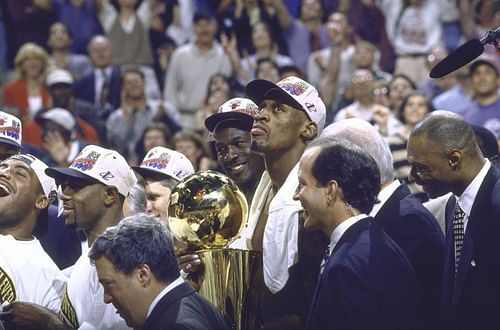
(142, 282, 195, 329)
(451, 168, 497, 305)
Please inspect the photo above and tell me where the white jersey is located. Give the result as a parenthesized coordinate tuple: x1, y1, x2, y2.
(0, 234, 66, 311)
(60, 253, 131, 330)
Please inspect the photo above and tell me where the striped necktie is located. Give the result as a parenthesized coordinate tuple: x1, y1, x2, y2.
(320, 245, 331, 275)
(453, 203, 465, 274)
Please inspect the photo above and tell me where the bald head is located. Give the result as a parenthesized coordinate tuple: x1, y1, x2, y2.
(88, 35, 113, 69)
(411, 110, 479, 156)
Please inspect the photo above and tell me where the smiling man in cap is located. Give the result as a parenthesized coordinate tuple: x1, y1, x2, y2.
(0, 154, 66, 320)
(205, 97, 265, 203)
(0, 145, 138, 329)
(241, 76, 328, 328)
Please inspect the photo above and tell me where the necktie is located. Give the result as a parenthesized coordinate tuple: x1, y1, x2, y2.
(453, 203, 465, 274)
(320, 245, 331, 275)
(99, 69, 109, 109)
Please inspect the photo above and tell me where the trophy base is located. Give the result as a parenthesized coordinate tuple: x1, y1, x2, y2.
(196, 248, 263, 330)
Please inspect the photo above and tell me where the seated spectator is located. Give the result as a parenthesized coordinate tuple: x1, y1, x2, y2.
(386, 91, 434, 201)
(106, 66, 180, 164)
(46, 22, 93, 80)
(172, 130, 215, 171)
(35, 107, 89, 167)
(2, 43, 50, 121)
(135, 122, 173, 162)
(388, 74, 416, 114)
(255, 58, 281, 83)
(463, 58, 500, 128)
(432, 66, 474, 116)
(417, 46, 456, 101)
(73, 35, 122, 117)
(24, 68, 100, 147)
(352, 40, 392, 82)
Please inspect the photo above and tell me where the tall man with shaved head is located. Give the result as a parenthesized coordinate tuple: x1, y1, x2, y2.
(407, 111, 500, 329)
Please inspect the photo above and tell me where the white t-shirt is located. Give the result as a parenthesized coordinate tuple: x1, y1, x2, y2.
(60, 254, 131, 330)
(0, 234, 66, 311)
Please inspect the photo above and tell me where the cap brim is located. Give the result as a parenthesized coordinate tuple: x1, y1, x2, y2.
(0, 137, 22, 150)
(132, 166, 173, 182)
(205, 112, 254, 132)
(245, 79, 304, 111)
(45, 167, 99, 185)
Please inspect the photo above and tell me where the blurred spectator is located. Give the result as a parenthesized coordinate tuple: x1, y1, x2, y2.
(2, 43, 50, 121)
(438, 0, 463, 52)
(391, 0, 442, 84)
(272, 0, 331, 72)
(97, 0, 154, 66)
(135, 122, 172, 162)
(24, 68, 100, 147)
(372, 79, 391, 108)
(51, 0, 104, 55)
(195, 73, 233, 132)
(335, 68, 402, 136)
(4, 0, 56, 68)
(432, 65, 474, 116)
(36, 107, 89, 166)
(278, 64, 304, 79)
(388, 73, 416, 114)
(106, 66, 181, 164)
(152, 36, 176, 91)
(417, 46, 456, 101)
(164, 11, 232, 127)
(352, 39, 392, 81)
(309, 11, 355, 115)
(73, 35, 122, 117)
(255, 58, 281, 82)
(463, 58, 500, 128)
(229, 0, 288, 58)
(46, 22, 92, 80)
(387, 91, 434, 201)
(172, 129, 215, 171)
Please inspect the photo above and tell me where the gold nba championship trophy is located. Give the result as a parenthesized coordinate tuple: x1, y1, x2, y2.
(168, 171, 263, 330)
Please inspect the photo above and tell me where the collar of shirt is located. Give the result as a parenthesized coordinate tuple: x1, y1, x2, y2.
(146, 275, 184, 318)
(370, 180, 401, 217)
(457, 159, 490, 231)
(328, 214, 367, 256)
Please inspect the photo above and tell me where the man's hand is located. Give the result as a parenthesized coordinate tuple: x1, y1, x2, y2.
(0, 302, 68, 330)
(43, 131, 70, 166)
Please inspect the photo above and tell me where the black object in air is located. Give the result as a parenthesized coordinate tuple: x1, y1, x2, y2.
(430, 27, 500, 78)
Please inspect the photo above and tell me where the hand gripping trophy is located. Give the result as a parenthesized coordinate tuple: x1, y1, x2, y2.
(168, 170, 263, 330)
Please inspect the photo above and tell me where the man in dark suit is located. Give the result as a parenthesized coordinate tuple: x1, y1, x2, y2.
(407, 111, 500, 330)
(294, 140, 418, 329)
(88, 213, 229, 330)
(73, 35, 121, 118)
(322, 118, 445, 329)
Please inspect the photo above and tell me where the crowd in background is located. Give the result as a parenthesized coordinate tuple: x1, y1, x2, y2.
(0, 0, 500, 202)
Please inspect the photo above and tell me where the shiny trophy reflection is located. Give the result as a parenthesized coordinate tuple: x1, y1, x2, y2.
(169, 171, 262, 330)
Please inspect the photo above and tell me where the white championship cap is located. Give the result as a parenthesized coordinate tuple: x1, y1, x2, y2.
(46, 69, 74, 87)
(0, 111, 22, 149)
(133, 146, 195, 182)
(245, 76, 326, 133)
(37, 108, 76, 132)
(8, 154, 57, 198)
(46, 145, 137, 197)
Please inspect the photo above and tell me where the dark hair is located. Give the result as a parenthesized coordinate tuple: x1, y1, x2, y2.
(255, 58, 279, 76)
(136, 122, 172, 160)
(121, 65, 145, 83)
(311, 142, 380, 214)
(88, 213, 180, 283)
(388, 74, 417, 95)
(398, 91, 435, 123)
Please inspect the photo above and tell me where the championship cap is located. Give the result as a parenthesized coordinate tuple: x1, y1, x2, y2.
(204, 98, 259, 133)
(133, 147, 194, 182)
(0, 111, 22, 149)
(46, 145, 137, 197)
(245, 76, 326, 133)
(7, 154, 57, 198)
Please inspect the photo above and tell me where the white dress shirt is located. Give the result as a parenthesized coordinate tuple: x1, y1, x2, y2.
(370, 180, 401, 217)
(146, 275, 185, 318)
(328, 214, 368, 256)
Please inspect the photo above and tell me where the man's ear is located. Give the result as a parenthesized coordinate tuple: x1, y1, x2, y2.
(301, 121, 318, 141)
(35, 195, 49, 210)
(103, 186, 119, 206)
(326, 180, 339, 207)
(447, 148, 462, 171)
(136, 264, 152, 287)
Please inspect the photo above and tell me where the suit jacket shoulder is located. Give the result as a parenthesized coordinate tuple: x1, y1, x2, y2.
(143, 282, 229, 330)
